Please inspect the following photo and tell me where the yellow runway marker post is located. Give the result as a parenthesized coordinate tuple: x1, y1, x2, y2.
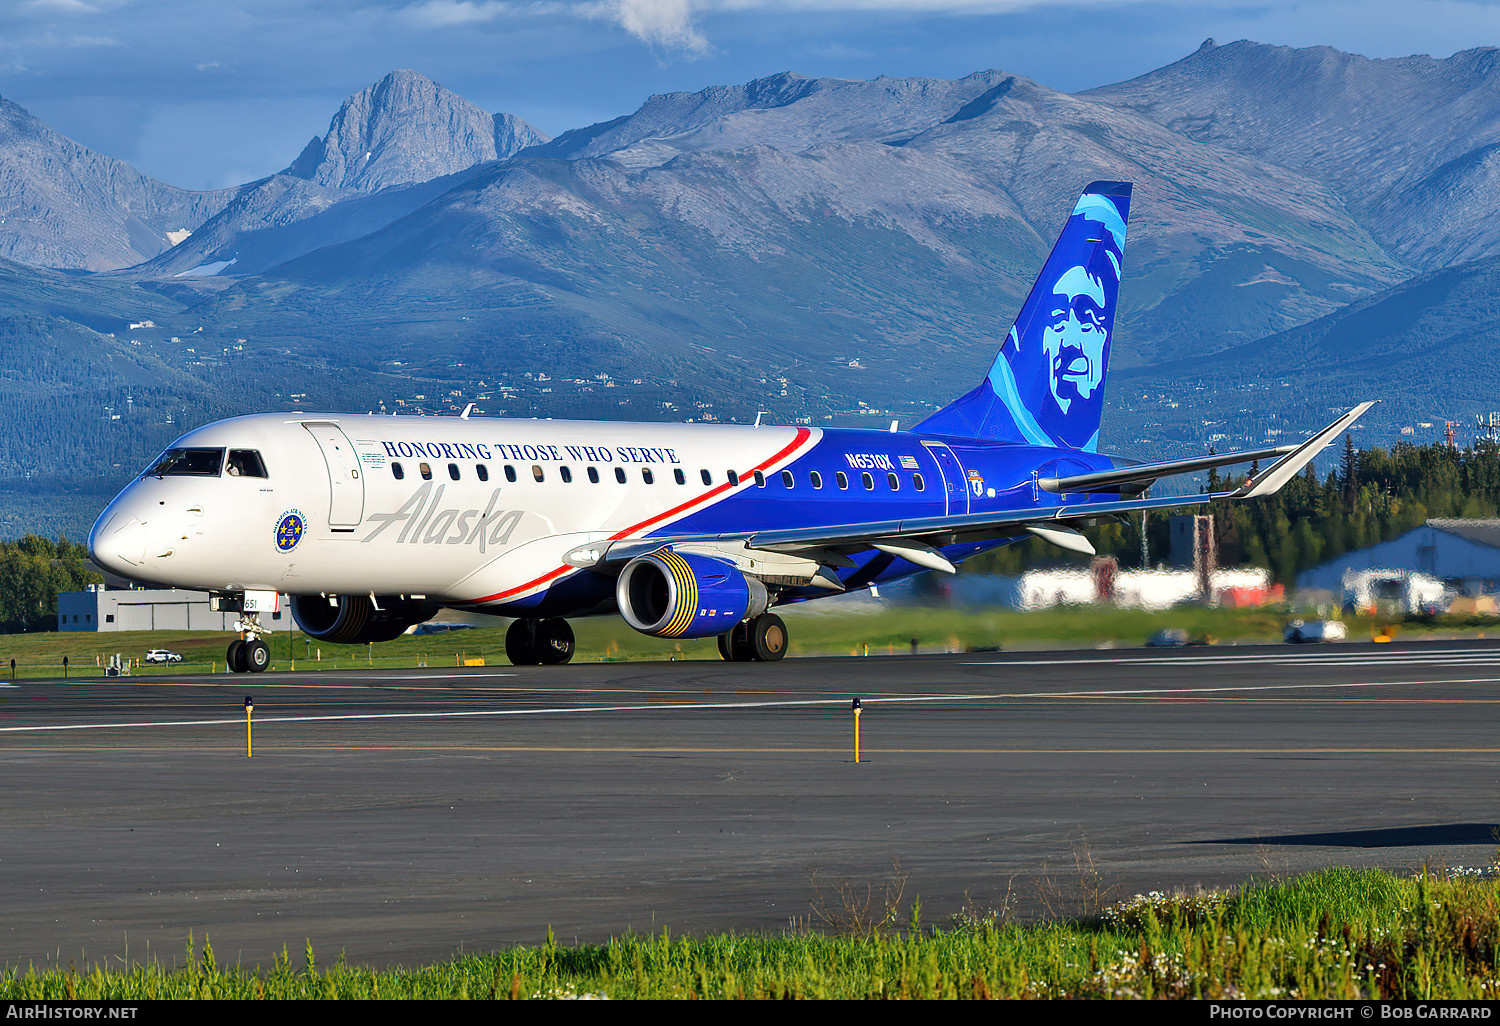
(852, 697, 861, 764)
(244, 695, 253, 758)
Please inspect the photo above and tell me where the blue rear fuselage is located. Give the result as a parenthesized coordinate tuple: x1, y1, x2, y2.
(503, 425, 1122, 617)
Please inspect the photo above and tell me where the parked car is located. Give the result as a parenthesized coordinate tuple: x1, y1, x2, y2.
(1283, 620, 1347, 644)
(144, 649, 183, 664)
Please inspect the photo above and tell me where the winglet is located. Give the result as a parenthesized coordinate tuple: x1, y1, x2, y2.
(1233, 402, 1376, 499)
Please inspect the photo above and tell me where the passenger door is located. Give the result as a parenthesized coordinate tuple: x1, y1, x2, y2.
(921, 441, 970, 517)
(302, 422, 365, 529)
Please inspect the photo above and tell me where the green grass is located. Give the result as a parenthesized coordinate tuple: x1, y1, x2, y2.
(0, 604, 1466, 678)
(6, 868, 1500, 998)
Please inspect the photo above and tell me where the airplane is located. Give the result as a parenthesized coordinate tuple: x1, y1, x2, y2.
(88, 181, 1372, 672)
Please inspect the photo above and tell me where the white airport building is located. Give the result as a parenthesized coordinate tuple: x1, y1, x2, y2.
(56, 585, 289, 633)
(1295, 519, 1500, 609)
(930, 566, 1274, 610)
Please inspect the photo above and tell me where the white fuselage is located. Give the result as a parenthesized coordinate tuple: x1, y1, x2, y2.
(89, 413, 819, 610)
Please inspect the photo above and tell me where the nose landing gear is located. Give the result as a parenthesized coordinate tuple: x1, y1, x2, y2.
(226, 614, 271, 673)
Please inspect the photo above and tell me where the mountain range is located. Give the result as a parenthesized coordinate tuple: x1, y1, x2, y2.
(4, 44, 1500, 537)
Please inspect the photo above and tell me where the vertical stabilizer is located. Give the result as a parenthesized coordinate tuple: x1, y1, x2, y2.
(915, 181, 1131, 451)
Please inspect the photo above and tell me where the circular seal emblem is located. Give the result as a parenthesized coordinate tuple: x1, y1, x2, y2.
(275, 510, 306, 552)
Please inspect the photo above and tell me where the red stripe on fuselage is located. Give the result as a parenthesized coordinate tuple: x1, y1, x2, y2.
(469, 427, 814, 604)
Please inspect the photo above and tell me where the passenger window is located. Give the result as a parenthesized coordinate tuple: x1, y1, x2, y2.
(754, 471, 765, 488)
(448, 463, 460, 481)
(913, 473, 925, 492)
(642, 468, 654, 484)
(476, 464, 489, 482)
(615, 467, 627, 483)
(836, 471, 848, 490)
(888, 472, 899, 491)
(782, 470, 794, 488)
(420, 463, 432, 481)
(504, 465, 517, 483)
(226, 449, 268, 478)
(561, 466, 573, 484)
(532, 465, 544, 483)
(728, 470, 739, 486)
(862, 472, 874, 491)
(392, 462, 405, 481)
(588, 467, 600, 484)
(700, 469, 712, 485)
(674, 468, 685, 485)
(810, 471, 822, 489)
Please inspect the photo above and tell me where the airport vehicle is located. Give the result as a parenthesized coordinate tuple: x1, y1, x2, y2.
(144, 648, 183, 664)
(1145, 628, 1187, 648)
(1284, 620, 1348, 644)
(88, 181, 1372, 671)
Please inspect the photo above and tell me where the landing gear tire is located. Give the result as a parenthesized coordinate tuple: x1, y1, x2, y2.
(719, 620, 755, 661)
(537, 618, 574, 665)
(226, 640, 248, 674)
(720, 614, 787, 662)
(244, 639, 270, 673)
(751, 613, 788, 662)
(505, 619, 539, 665)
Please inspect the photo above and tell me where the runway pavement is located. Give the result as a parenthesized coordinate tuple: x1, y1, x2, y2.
(4, 639, 1500, 969)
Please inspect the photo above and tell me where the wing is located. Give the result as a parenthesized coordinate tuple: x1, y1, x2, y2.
(1038, 444, 1295, 496)
(565, 402, 1374, 578)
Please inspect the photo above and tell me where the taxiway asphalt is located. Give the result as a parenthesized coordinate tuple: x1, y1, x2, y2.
(4, 640, 1500, 968)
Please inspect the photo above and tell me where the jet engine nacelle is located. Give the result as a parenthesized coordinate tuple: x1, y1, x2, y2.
(290, 594, 439, 644)
(616, 550, 769, 639)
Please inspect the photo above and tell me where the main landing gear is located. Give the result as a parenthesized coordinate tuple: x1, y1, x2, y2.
(506, 617, 575, 666)
(226, 613, 271, 673)
(718, 613, 788, 662)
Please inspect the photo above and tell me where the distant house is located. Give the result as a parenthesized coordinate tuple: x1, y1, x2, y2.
(1296, 520, 1500, 601)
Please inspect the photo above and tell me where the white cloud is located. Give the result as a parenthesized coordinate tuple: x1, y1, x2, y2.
(393, 0, 1108, 56)
(611, 0, 710, 53)
(22, 0, 103, 13)
(34, 31, 124, 48)
(401, 1, 516, 26)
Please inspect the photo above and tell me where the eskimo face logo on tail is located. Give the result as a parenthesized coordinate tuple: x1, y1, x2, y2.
(1042, 265, 1109, 415)
(989, 186, 1128, 451)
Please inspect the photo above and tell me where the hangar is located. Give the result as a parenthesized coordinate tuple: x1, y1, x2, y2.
(1296, 519, 1500, 601)
(56, 584, 288, 632)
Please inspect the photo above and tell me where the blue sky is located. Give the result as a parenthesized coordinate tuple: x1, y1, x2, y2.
(3, 0, 1500, 191)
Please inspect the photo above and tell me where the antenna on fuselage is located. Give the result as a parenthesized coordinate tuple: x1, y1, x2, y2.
(460, 403, 474, 419)
(754, 411, 770, 427)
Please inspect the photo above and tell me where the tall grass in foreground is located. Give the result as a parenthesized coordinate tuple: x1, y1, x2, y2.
(6, 868, 1500, 999)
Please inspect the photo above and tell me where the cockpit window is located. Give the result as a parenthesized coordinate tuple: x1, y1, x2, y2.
(145, 447, 224, 478)
(226, 449, 268, 478)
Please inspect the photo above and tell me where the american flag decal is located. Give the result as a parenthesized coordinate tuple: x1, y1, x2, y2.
(900, 455, 919, 469)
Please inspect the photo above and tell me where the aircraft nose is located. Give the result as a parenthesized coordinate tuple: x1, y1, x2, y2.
(88, 510, 150, 572)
